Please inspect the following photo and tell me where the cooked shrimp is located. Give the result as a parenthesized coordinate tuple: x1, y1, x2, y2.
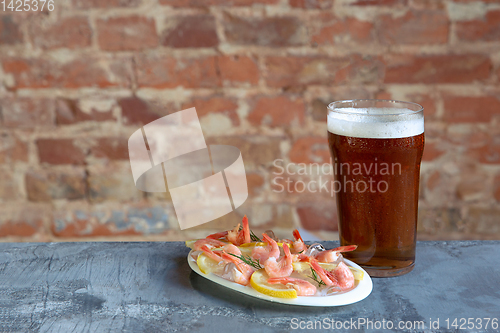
(309, 258, 354, 291)
(227, 215, 251, 246)
(252, 233, 280, 265)
(220, 251, 253, 286)
(333, 262, 355, 290)
(193, 239, 226, 251)
(222, 243, 241, 256)
(267, 277, 317, 296)
(309, 258, 335, 286)
(292, 229, 308, 253)
(206, 231, 228, 240)
(264, 243, 293, 278)
(315, 245, 357, 263)
(193, 239, 226, 262)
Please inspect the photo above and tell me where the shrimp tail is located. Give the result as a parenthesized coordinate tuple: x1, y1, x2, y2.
(200, 245, 223, 263)
(206, 231, 229, 240)
(241, 215, 251, 244)
(332, 245, 357, 253)
(292, 229, 303, 242)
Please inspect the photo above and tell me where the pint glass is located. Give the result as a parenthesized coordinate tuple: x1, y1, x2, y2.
(327, 100, 424, 277)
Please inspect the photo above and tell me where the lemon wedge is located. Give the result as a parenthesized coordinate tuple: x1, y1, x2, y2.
(185, 239, 198, 249)
(349, 266, 364, 281)
(196, 253, 224, 275)
(292, 262, 336, 273)
(250, 269, 297, 299)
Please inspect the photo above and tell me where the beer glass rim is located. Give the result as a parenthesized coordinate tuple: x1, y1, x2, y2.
(328, 99, 423, 116)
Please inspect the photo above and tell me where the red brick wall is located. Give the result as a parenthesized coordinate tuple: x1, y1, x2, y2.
(0, 0, 499, 242)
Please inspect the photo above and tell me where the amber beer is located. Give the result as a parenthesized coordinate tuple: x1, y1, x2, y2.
(327, 100, 424, 277)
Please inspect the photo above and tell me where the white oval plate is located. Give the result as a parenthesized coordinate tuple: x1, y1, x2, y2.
(188, 250, 373, 307)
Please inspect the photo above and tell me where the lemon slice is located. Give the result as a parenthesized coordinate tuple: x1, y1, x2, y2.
(292, 262, 336, 273)
(196, 253, 225, 275)
(240, 242, 266, 247)
(250, 269, 297, 299)
(185, 239, 198, 249)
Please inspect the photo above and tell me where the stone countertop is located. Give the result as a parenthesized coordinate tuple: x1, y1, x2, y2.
(0, 241, 499, 333)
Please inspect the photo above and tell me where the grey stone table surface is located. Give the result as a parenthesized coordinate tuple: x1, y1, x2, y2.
(0, 241, 499, 333)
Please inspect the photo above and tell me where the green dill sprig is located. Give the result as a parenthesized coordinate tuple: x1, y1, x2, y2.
(250, 230, 262, 242)
(228, 253, 263, 270)
(309, 267, 326, 287)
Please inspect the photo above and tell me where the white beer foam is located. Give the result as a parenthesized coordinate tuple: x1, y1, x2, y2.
(327, 107, 424, 139)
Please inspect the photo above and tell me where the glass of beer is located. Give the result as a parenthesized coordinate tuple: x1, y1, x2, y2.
(327, 100, 424, 277)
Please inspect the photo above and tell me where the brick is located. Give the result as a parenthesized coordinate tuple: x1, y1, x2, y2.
(265, 56, 350, 88)
(335, 55, 385, 84)
(409, 0, 446, 10)
(1, 98, 55, 128)
(456, 174, 487, 201)
(407, 93, 437, 119)
(296, 200, 338, 231)
(0, 204, 48, 238)
(72, 0, 141, 8)
(450, 0, 500, 2)
(160, 0, 279, 7)
(422, 142, 445, 161)
(97, 16, 158, 51)
(162, 15, 218, 48)
(181, 96, 239, 125)
(378, 10, 449, 44)
(88, 162, 143, 202)
(2, 56, 133, 89)
(312, 98, 328, 122)
(90, 138, 129, 160)
(30, 16, 91, 50)
(467, 138, 500, 164)
(350, 0, 408, 5)
(312, 15, 374, 45)
(246, 172, 265, 196)
(236, 203, 294, 229)
(467, 208, 500, 234)
(135, 55, 220, 89)
(0, 15, 23, 45)
(290, 137, 330, 164)
(52, 204, 170, 237)
(218, 55, 259, 86)
(0, 167, 21, 201)
(248, 95, 305, 127)
(26, 168, 87, 202)
(425, 170, 440, 191)
(289, 0, 333, 9)
(119, 96, 165, 126)
(456, 10, 500, 42)
(206, 135, 282, 169)
(56, 99, 117, 125)
(417, 207, 462, 234)
(312, 88, 372, 122)
(384, 54, 491, 84)
(494, 174, 500, 202)
(443, 96, 500, 123)
(223, 14, 307, 47)
(445, 126, 489, 148)
(0, 132, 28, 163)
(37, 139, 86, 165)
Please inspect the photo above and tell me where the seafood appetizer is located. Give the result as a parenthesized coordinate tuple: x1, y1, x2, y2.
(186, 216, 373, 305)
